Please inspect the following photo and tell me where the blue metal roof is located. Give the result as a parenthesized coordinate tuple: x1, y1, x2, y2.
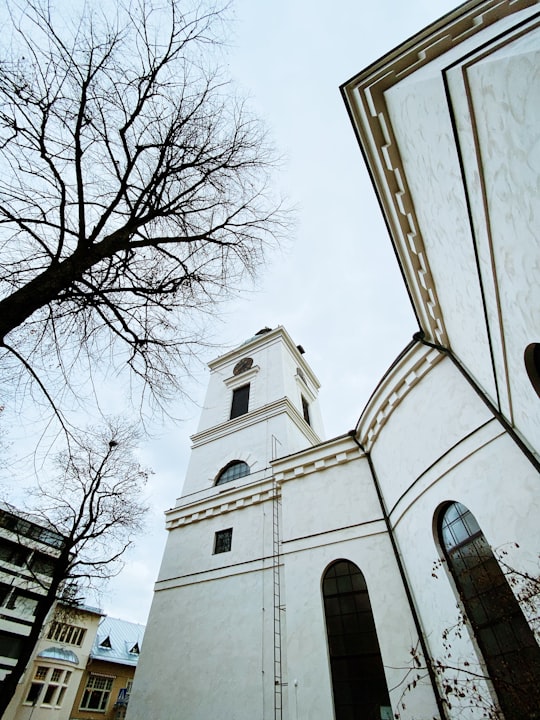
(38, 646, 80, 664)
(91, 616, 145, 667)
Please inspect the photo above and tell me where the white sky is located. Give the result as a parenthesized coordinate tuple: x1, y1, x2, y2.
(2, 0, 459, 624)
(102, 0, 460, 624)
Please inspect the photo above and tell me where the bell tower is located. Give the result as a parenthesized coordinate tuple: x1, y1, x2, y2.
(129, 326, 323, 720)
(181, 325, 323, 496)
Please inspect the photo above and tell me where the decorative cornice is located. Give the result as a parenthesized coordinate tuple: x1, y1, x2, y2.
(271, 434, 364, 483)
(341, 0, 535, 346)
(190, 396, 321, 448)
(207, 326, 321, 391)
(223, 365, 260, 389)
(165, 475, 277, 529)
(357, 343, 444, 451)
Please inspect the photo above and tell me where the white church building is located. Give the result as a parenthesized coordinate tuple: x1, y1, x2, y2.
(127, 1, 539, 718)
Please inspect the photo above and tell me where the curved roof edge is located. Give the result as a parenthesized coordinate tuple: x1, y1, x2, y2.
(355, 340, 444, 451)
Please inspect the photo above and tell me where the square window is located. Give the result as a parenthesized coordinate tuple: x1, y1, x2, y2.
(230, 385, 250, 419)
(25, 682, 44, 705)
(80, 675, 113, 712)
(214, 528, 233, 554)
(35, 666, 49, 680)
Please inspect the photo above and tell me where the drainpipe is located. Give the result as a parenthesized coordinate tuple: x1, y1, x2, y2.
(413, 331, 540, 474)
(348, 431, 449, 720)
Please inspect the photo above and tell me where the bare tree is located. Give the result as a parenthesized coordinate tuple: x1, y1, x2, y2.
(0, 0, 285, 419)
(0, 421, 148, 715)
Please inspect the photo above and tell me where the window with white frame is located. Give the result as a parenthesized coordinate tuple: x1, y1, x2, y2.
(80, 674, 114, 712)
(24, 666, 71, 707)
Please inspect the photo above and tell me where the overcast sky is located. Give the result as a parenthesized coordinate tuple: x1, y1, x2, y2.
(98, 0, 461, 625)
(3, 0, 458, 624)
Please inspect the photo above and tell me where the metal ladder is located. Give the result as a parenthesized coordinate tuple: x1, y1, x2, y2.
(272, 480, 284, 720)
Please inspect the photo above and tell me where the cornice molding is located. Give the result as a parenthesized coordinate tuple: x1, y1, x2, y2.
(190, 396, 321, 448)
(341, 0, 535, 346)
(357, 343, 444, 451)
(272, 435, 364, 483)
(165, 475, 277, 529)
(223, 365, 260, 389)
(207, 326, 321, 390)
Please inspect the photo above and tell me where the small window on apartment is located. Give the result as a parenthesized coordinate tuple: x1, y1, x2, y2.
(24, 665, 49, 705)
(25, 681, 44, 705)
(47, 621, 86, 647)
(129, 642, 140, 654)
(30, 552, 56, 577)
(301, 395, 311, 426)
(0, 582, 12, 606)
(25, 665, 71, 707)
(214, 528, 233, 554)
(99, 635, 112, 649)
(0, 537, 28, 566)
(0, 632, 24, 659)
(80, 674, 114, 712)
(230, 384, 250, 419)
(215, 460, 250, 486)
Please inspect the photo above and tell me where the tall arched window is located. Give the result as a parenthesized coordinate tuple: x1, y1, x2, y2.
(439, 502, 540, 719)
(322, 560, 391, 720)
(215, 460, 250, 486)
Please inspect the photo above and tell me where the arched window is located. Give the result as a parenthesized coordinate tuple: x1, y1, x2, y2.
(322, 560, 391, 720)
(439, 502, 540, 719)
(215, 460, 250, 486)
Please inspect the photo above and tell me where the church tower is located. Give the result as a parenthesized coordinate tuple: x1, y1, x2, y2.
(128, 326, 323, 720)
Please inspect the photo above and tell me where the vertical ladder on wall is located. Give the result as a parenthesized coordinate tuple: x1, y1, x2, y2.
(272, 480, 283, 720)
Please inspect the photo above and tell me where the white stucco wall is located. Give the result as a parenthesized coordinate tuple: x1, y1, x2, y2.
(128, 568, 275, 720)
(277, 443, 440, 719)
(383, 7, 540, 460)
(367, 349, 539, 718)
(464, 30, 540, 457)
(369, 356, 493, 513)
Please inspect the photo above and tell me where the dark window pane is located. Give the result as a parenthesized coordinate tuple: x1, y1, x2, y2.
(230, 385, 250, 419)
(323, 577, 337, 595)
(43, 684, 56, 705)
(323, 560, 390, 720)
(214, 528, 232, 554)
(337, 575, 352, 593)
(30, 552, 56, 576)
(25, 683, 44, 704)
(0, 631, 24, 658)
(0, 537, 28, 566)
(301, 396, 311, 425)
(333, 561, 351, 577)
(440, 502, 540, 719)
(351, 573, 367, 592)
(215, 461, 250, 486)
